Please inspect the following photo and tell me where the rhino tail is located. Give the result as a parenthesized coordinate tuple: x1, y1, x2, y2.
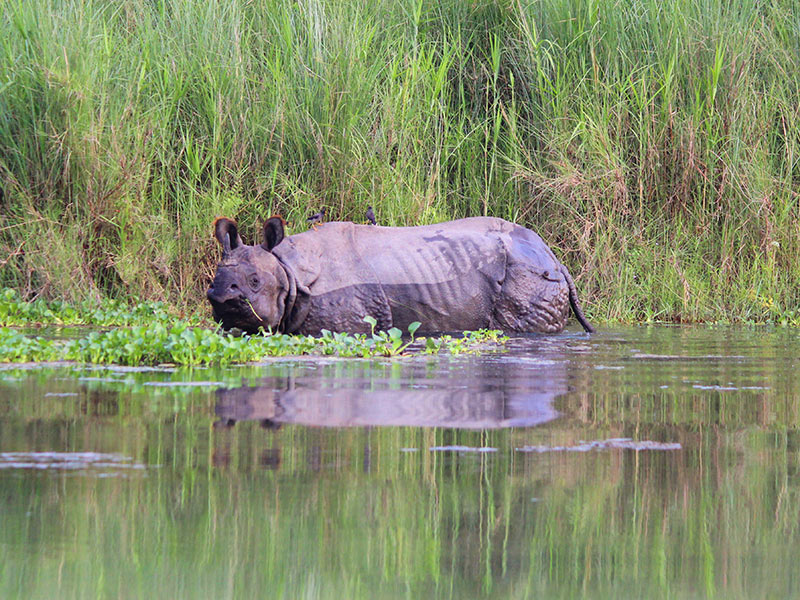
(559, 265, 595, 333)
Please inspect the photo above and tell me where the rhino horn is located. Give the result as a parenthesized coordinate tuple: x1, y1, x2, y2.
(214, 217, 242, 254)
(262, 216, 285, 251)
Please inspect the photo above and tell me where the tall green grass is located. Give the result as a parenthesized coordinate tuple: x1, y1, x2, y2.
(1, 0, 798, 322)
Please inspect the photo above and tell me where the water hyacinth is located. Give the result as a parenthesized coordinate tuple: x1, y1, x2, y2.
(0, 318, 507, 366)
(0, 292, 507, 364)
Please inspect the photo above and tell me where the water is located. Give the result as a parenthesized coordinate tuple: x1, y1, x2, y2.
(1, 326, 799, 599)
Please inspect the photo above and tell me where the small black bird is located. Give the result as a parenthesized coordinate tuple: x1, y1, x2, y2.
(306, 208, 325, 229)
(365, 206, 377, 226)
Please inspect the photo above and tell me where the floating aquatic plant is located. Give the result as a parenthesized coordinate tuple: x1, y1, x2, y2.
(0, 323, 506, 366)
(0, 293, 507, 365)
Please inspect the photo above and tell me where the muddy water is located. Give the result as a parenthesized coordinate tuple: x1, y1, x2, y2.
(1, 326, 799, 599)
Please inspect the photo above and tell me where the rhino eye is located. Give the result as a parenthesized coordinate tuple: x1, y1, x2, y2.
(247, 274, 260, 289)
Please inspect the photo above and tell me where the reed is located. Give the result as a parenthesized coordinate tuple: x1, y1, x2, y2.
(1, 0, 798, 323)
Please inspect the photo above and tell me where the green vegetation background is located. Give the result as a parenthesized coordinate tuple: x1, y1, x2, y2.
(1, 0, 798, 324)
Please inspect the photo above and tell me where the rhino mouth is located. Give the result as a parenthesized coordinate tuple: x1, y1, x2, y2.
(209, 297, 271, 333)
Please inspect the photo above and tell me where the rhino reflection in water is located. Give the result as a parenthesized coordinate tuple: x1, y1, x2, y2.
(214, 361, 568, 430)
(207, 216, 594, 335)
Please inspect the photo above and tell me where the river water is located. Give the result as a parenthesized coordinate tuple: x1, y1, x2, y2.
(1, 326, 799, 599)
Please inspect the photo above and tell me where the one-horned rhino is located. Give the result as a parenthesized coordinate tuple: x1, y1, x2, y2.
(207, 216, 595, 335)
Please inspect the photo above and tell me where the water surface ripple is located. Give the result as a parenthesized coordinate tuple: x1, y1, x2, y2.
(1, 325, 799, 599)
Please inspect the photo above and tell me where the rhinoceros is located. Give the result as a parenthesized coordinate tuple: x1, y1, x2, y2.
(207, 216, 594, 335)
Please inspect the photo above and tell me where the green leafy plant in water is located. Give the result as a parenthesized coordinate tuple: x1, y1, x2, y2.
(363, 316, 421, 356)
(0, 308, 505, 365)
(422, 329, 510, 355)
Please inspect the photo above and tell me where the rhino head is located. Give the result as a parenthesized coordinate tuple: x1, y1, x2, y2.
(207, 217, 290, 333)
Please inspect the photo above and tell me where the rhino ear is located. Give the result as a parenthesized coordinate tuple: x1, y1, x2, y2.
(262, 216, 285, 251)
(214, 218, 242, 254)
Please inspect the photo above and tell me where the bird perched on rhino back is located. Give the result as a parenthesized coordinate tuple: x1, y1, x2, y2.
(365, 206, 377, 226)
(306, 208, 325, 229)
(207, 215, 595, 336)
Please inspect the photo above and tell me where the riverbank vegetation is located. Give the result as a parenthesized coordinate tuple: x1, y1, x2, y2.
(0, 291, 508, 364)
(0, 288, 201, 327)
(0, 323, 508, 365)
(1, 0, 798, 323)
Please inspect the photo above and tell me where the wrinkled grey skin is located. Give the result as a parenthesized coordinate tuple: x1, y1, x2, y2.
(207, 216, 595, 335)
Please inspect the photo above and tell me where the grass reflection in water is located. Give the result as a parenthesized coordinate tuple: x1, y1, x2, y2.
(1, 328, 799, 599)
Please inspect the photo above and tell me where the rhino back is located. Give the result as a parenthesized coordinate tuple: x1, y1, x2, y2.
(273, 219, 514, 333)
